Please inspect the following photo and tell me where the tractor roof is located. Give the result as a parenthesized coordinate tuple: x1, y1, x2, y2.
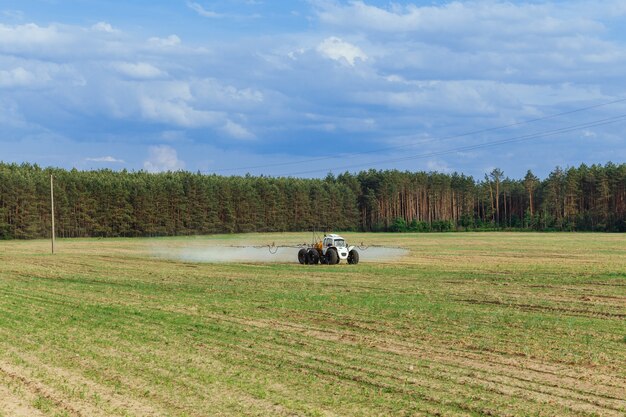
(325, 234, 344, 239)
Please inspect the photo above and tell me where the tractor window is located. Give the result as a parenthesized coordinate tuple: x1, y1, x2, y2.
(324, 238, 332, 247)
(334, 239, 346, 247)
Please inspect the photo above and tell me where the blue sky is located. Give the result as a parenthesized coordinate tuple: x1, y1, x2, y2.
(1, 1, 625, 179)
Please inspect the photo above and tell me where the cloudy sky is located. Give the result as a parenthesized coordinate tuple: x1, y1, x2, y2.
(1, 0, 625, 179)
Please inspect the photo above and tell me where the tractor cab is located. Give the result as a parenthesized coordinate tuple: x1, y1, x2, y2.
(324, 234, 345, 248)
(324, 234, 349, 261)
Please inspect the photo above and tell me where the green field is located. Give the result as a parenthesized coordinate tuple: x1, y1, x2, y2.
(1, 233, 625, 416)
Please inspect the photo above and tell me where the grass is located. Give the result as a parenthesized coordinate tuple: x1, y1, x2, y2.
(0, 232, 625, 416)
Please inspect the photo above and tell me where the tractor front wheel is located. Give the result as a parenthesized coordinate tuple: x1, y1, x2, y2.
(348, 249, 359, 265)
(326, 248, 338, 265)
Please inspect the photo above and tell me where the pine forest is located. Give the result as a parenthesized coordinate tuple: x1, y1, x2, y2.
(0, 162, 624, 239)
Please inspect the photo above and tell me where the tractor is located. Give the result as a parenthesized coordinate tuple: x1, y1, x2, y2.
(298, 233, 359, 265)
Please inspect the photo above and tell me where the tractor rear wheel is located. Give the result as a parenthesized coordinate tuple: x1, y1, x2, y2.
(307, 249, 320, 264)
(348, 249, 359, 265)
(326, 248, 338, 265)
(298, 248, 307, 264)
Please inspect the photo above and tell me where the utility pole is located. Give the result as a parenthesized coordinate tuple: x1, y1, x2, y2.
(51, 174, 55, 254)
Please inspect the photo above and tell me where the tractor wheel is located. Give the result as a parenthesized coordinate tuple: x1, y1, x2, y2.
(307, 249, 319, 264)
(298, 248, 307, 265)
(348, 249, 359, 265)
(326, 248, 338, 265)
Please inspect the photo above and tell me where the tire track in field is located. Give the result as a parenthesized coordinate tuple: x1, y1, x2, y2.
(266, 322, 626, 416)
(0, 376, 47, 417)
(5, 285, 625, 396)
(198, 338, 487, 416)
(3, 276, 620, 412)
(77, 305, 622, 417)
(0, 361, 88, 417)
(199, 334, 589, 417)
(258, 308, 626, 390)
(7, 286, 623, 414)
(0, 307, 475, 416)
(0, 342, 307, 417)
(449, 284, 626, 312)
(294, 315, 626, 393)
(458, 298, 626, 319)
(0, 349, 169, 417)
(0, 313, 332, 417)
(265, 327, 626, 414)
(225, 336, 545, 416)
(198, 314, 626, 416)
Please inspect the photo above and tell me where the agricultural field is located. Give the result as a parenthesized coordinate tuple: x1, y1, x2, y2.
(0, 232, 625, 417)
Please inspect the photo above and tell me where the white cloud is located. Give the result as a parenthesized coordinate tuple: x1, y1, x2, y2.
(188, 2, 222, 18)
(89, 78, 258, 138)
(0, 67, 37, 88)
(112, 62, 167, 79)
(193, 79, 264, 106)
(139, 97, 220, 128)
(313, 1, 603, 36)
(0, 23, 67, 51)
(353, 80, 496, 114)
(222, 119, 255, 140)
(86, 156, 125, 163)
(161, 130, 187, 142)
(0, 61, 79, 89)
(426, 159, 452, 173)
(148, 35, 181, 47)
(91, 22, 116, 33)
(143, 145, 185, 172)
(186, 2, 260, 19)
(1, 10, 24, 20)
(286, 48, 305, 60)
(317, 37, 367, 66)
(303, 112, 377, 133)
(0, 22, 130, 60)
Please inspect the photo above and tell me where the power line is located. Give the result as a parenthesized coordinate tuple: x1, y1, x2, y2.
(278, 113, 626, 176)
(207, 97, 626, 174)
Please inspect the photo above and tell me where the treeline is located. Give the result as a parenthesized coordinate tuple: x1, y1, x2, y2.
(0, 162, 624, 239)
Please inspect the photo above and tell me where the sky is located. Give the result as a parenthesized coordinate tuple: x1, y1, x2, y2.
(1, 0, 626, 179)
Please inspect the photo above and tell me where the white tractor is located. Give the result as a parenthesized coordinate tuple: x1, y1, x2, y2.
(298, 233, 359, 265)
